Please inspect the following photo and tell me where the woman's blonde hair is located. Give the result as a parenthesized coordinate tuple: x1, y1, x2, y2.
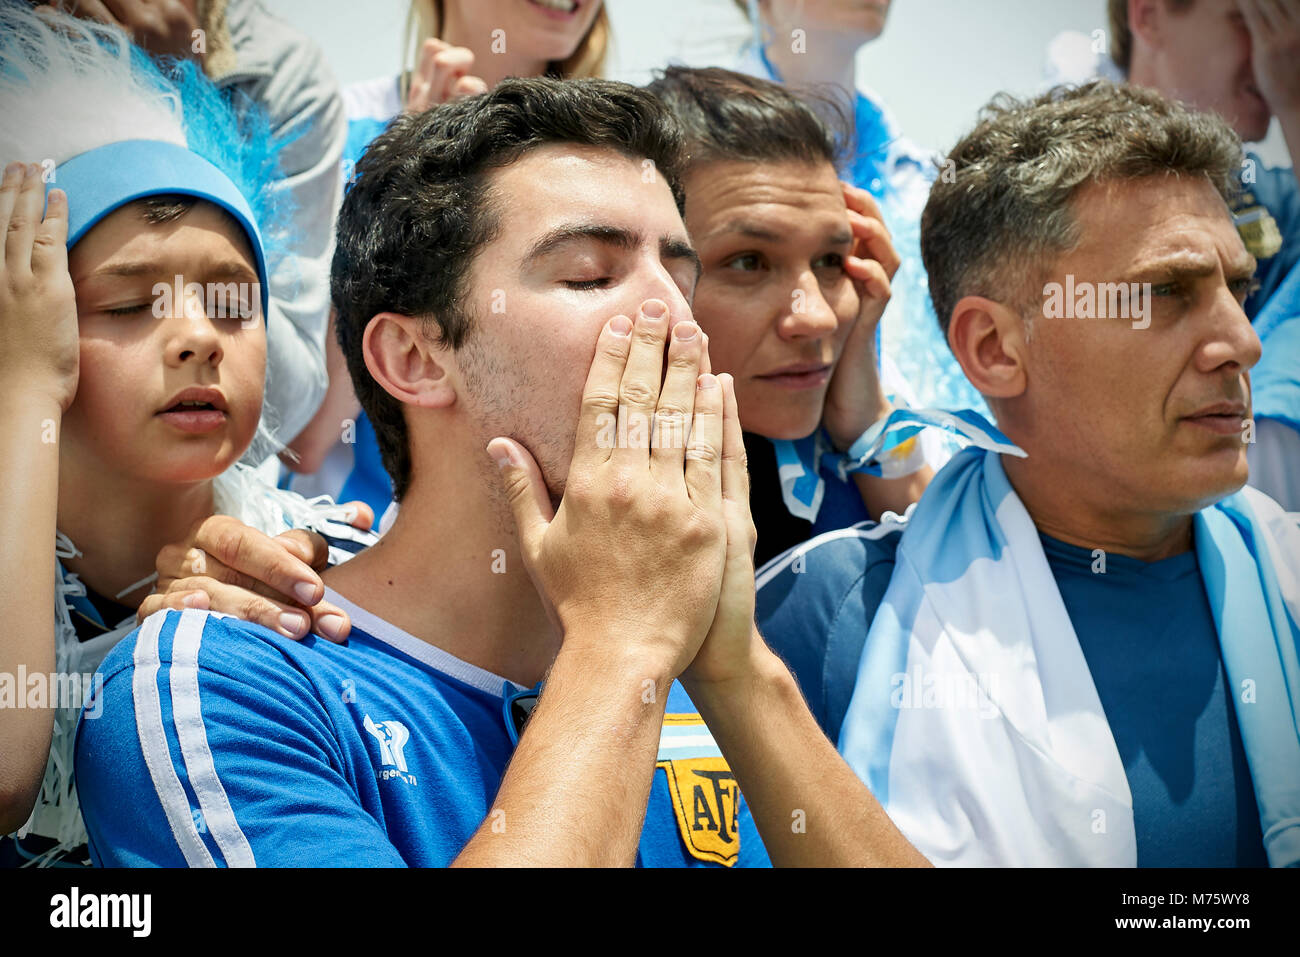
(404, 0, 609, 81)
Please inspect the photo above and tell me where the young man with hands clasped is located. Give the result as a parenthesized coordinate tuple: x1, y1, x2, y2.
(74, 77, 927, 868)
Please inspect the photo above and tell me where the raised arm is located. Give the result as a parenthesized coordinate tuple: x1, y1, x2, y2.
(823, 182, 932, 518)
(0, 165, 78, 832)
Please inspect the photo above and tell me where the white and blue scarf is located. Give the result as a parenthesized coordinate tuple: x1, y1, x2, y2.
(838, 423, 1300, 867)
(773, 407, 1018, 522)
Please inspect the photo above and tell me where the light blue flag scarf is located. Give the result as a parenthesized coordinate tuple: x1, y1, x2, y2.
(838, 420, 1300, 866)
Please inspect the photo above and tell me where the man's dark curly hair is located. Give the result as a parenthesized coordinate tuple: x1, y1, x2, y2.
(331, 77, 686, 501)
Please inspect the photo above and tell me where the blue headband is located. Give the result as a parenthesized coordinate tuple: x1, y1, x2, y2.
(50, 139, 270, 319)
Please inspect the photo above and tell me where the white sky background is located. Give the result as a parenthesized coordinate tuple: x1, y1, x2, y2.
(263, 0, 1290, 166)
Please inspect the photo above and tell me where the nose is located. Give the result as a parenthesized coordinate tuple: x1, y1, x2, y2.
(776, 271, 841, 342)
(1195, 284, 1261, 377)
(163, 282, 224, 368)
(636, 257, 695, 332)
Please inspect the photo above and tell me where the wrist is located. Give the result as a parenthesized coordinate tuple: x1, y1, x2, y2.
(681, 629, 784, 713)
(558, 621, 681, 688)
(825, 393, 891, 453)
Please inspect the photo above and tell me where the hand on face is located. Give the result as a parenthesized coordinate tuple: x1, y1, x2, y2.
(490, 298, 756, 681)
(0, 162, 78, 411)
(1238, 0, 1300, 116)
(822, 181, 898, 450)
(406, 37, 490, 113)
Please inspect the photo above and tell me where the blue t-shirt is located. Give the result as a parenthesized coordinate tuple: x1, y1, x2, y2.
(74, 601, 769, 868)
(1039, 534, 1267, 867)
(756, 520, 903, 739)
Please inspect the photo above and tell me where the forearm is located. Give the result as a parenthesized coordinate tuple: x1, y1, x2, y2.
(0, 390, 61, 830)
(685, 635, 929, 867)
(452, 635, 673, 867)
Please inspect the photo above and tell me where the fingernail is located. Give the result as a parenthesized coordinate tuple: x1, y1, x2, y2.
(698, 373, 719, 390)
(27, 162, 39, 177)
(489, 441, 516, 470)
(293, 581, 318, 604)
(609, 315, 632, 336)
(640, 299, 668, 320)
(4, 162, 22, 178)
(673, 321, 698, 341)
(317, 613, 346, 641)
(278, 611, 308, 637)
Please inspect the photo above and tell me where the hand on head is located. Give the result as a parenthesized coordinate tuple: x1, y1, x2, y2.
(1238, 0, 1300, 116)
(0, 162, 77, 412)
(822, 181, 899, 451)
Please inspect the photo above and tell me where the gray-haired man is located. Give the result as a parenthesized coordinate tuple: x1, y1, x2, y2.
(758, 81, 1300, 867)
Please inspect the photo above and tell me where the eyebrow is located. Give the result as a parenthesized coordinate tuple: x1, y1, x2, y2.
(89, 259, 260, 284)
(706, 218, 854, 248)
(523, 222, 702, 284)
(1126, 251, 1257, 284)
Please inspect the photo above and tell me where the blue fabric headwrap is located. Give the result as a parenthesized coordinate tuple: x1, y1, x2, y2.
(49, 139, 270, 319)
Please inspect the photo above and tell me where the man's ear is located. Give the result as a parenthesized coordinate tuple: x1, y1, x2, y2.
(362, 312, 458, 409)
(1128, 0, 1165, 52)
(947, 295, 1028, 401)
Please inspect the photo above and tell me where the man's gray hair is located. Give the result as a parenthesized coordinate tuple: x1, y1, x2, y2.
(920, 80, 1243, 341)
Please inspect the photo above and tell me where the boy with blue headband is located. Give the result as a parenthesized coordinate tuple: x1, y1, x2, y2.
(0, 5, 371, 866)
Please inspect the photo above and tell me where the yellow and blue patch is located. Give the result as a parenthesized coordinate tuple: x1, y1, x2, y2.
(655, 714, 742, 866)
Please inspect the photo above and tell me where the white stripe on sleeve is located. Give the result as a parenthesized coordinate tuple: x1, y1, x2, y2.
(169, 608, 257, 868)
(132, 611, 216, 867)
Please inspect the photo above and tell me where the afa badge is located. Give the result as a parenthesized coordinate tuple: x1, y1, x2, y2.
(656, 713, 741, 866)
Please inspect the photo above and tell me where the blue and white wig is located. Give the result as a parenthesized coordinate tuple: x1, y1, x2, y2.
(0, 1, 288, 270)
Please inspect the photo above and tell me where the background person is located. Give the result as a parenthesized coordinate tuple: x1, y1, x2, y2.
(0, 5, 370, 867)
(727, 0, 985, 418)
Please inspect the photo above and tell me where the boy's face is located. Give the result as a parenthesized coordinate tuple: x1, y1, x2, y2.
(685, 158, 858, 440)
(454, 143, 698, 499)
(64, 201, 266, 485)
